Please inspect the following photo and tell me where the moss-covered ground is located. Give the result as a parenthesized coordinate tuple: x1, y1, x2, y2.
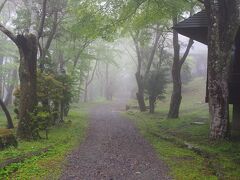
(0, 103, 89, 179)
(125, 77, 240, 180)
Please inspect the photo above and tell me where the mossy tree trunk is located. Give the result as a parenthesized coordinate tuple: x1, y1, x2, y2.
(204, 0, 240, 139)
(0, 0, 47, 140)
(17, 34, 38, 139)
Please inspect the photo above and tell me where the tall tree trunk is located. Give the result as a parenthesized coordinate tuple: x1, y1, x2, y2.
(132, 32, 146, 112)
(17, 34, 38, 140)
(136, 72, 146, 112)
(149, 96, 155, 114)
(168, 17, 193, 119)
(0, 57, 3, 99)
(84, 84, 88, 103)
(168, 64, 182, 118)
(60, 100, 64, 122)
(4, 69, 17, 106)
(0, 98, 14, 129)
(168, 24, 181, 119)
(105, 63, 110, 100)
(83, 61, 97, 103)
(0, 0, 47, 140)
(204, 0, 240, 139)
(84, 70, 90, 103)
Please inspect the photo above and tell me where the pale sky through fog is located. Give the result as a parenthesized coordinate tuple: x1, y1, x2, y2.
(179, 34, 208, 56)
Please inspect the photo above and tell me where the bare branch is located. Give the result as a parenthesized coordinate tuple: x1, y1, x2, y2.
(0, 24, 17, 45)
(87, 60, 98, 86)
(180, 39, 194, 66)
(144, 25, 161, 76)
(73, 40, 93, 69)
(38, 0, 47, 39)
(43, 10, 58, 52)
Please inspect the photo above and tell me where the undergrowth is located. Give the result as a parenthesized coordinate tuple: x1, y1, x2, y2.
(0, 104, 89, 179)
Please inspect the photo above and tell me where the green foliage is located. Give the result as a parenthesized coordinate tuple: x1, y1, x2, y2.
(67, 0, 118, 41)
(30, 109, 51, 138)
(13, 71, 74, 139)
(144, 69, 168, 101)
(37, 72, 65, 103)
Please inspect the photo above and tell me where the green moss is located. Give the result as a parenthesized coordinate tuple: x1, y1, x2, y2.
(0, 104, 89, 179)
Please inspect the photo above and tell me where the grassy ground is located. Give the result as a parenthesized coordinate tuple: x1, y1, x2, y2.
(125, 77, 240, 180)
(0, 103, 89, 179)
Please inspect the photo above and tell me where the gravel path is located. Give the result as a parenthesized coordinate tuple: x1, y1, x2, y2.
(61, 101, 171, 180)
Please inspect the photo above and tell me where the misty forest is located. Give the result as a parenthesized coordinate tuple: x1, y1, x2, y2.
(0, 0, 240, 179)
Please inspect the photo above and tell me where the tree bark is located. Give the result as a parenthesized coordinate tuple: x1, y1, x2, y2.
(83, 61, 97, 103)
(17, 34, 38, 140)
(0, 57, 3, 99)
(149, 96, 155, 114)
(135, 72, 146, 112)
(83, 78, 88, 103)
(0, 0, 47, 140)
(168, 64, 182, 118)
(168, 17, 194, 119)
(39, 10, 58, 72)
(105, 63, 110, 100)
(132, 32, 146, 111)
(0, 98, 14, 129)
(4, 69, 17, 106)
(133, 28, 161, 112)
(204, 0, 240, 139)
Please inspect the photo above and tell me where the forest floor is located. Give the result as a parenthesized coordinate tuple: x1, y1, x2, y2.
(126, 77, 240, 179)
(0, 104, 88, 179)
(61, 100, 171, 180)
(1, 78, 240, 180)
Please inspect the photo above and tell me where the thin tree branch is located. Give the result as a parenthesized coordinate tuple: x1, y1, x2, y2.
(0, 24, 17, 46)
(38, 0, 48, 39)
(43, 10, 58, 53)
(180, 39, 194, 66)
(73, 40, 93, 69)
(87, 60, 98, 86)
(144, 25, 161, 76)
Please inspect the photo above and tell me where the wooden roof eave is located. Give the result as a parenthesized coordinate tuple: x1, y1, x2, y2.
(173, 10, 208, 45)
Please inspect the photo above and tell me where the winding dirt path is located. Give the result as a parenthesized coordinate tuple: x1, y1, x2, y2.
(61, 101, 171, 180)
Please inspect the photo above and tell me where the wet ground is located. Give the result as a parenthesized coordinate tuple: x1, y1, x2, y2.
(61, 101, 171, 180)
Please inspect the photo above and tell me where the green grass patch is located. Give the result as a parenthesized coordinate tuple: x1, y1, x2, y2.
(0, 104, 89, 179)
(125, 77, 240, 179)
